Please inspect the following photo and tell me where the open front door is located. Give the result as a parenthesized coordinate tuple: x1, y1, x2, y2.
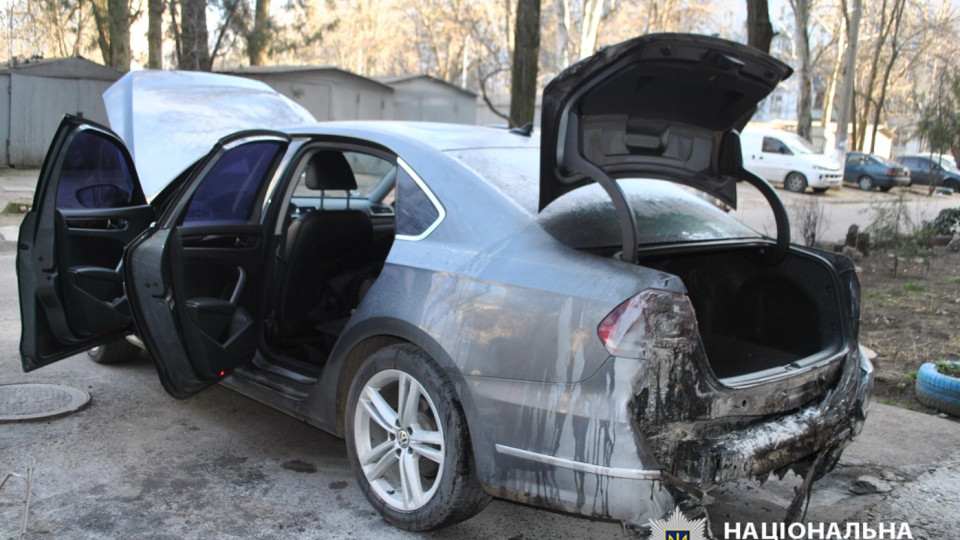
(18, 116, 154, 371)
(125, 133, 288, 398)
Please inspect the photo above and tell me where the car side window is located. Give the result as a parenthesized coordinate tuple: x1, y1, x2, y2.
(396, 165, 441, 239)
(184, 141, 284, 224)
(56, 130, 141, 210)
(761, 137, 792, 155)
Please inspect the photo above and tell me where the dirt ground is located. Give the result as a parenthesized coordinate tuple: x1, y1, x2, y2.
(857, 245, 960, 414)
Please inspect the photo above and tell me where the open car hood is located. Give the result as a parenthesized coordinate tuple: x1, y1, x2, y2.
(103, 70, 316, 198)
(540, 33, 792, 210)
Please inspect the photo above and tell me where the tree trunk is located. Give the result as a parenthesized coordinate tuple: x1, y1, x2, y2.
(870, 0, 906, 154)
(248, 0, 271, 66)
(746, 0, 774, 52)
(108, 0, 131, 70)
(579, 0, 604, 59)
(170, 0, 182, 66)
(509, 0, 540, 128)
(790, 0, 812, 140)
(821, 17, 845, 134)
(148, 0, 165, 69)
(855, 0, 889, 151)
(179, 0, 211, 70)
(91, 0, 131, 70)
(835, 0, 862, 155)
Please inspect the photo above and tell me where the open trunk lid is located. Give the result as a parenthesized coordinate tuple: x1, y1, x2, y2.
(539, 33, 792, 213)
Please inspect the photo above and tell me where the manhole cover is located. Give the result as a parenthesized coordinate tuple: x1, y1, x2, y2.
(0, 383, 90, 422)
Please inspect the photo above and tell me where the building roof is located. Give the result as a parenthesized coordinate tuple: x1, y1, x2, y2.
(1, 57, 124, 81)
(217, 65, 394, 92)
(379, 74, 477, 98)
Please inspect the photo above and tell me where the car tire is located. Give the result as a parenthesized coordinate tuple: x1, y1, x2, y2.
(811, 187, 828, 194)
(945, 178, 960, 193)
(879, 186, 893, 193)
(785, 172, 808, 193)
(345, 344, 490, 531)
(87, 339, 141, 364)
(916, 362, 960, 416)
(858, 175, 875, 191)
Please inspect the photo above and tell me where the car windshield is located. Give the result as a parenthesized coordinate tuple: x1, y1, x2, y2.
(785, 135, 816, 155)
(448, 147, 762, 248)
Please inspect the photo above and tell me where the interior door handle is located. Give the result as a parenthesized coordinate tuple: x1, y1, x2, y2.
(229, 267, 246, 305)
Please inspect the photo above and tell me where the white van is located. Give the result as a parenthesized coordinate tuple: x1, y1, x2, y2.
(740, 128, 842, 193)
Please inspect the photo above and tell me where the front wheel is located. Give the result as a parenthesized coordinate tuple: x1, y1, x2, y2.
(87, 338, 141, 364)
(785, 172, 808, 193)
(345, 344, 490, 531)
(858, 175, 875, 191)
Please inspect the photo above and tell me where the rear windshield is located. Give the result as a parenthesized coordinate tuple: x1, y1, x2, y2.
(447, 147, 761, 249)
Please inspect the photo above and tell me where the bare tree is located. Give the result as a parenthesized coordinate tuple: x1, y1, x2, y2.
(247, 0, 271, 65)
(179, 0, 210, 70)
(148, 0, 164, 69)
(90, 0, 133, 70)
(790, 0, 813, 140)
(509, 0, 539, 128)
(746, 0, 774, 52)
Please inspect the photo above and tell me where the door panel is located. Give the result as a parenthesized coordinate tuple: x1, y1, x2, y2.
(18, 116, 152, 370)
(170, 224, 263, 380)
(125, 134, 288, 398)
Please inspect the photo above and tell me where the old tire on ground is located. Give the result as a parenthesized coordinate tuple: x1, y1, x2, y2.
(345, 344, 490, 531)
(785, 172, 808, 193)
(916, 362, 960, 417)
(87, 339, 141, 364)
(879, 186, 893, 192)
(858, 175, 875, 191)
(811, 187, 828, 194)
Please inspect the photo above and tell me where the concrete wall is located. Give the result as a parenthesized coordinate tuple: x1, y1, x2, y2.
(226, 70, 394, 122)
(390, 78, 476, 124)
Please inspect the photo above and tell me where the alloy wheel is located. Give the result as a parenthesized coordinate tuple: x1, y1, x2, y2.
(353, 369, 444, 511)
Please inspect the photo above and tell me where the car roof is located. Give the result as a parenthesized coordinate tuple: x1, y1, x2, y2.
(284, 121, 541, 153)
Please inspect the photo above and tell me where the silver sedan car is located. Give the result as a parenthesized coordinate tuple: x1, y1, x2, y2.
(17, 33, 872, 532)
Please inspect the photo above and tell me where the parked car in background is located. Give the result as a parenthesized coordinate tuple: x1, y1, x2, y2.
(898, 155, 960, 191)
(741, 127, 842, 193)
(17, 34, 873, 532)
(843, 151, 910, 191)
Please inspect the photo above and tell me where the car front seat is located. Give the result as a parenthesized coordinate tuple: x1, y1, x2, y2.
(277, 150, 374, 341)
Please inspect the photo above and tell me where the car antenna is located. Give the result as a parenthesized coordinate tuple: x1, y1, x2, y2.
(509, 122, 534, 137)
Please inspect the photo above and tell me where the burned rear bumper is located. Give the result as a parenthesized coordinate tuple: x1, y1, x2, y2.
(669, 349, 874, 486)
(459, 344, 872, 527)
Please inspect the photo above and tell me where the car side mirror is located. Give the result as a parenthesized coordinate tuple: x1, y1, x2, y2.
(75, 184, 130, 209)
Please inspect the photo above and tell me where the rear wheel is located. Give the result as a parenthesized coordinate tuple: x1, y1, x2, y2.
(858, 175, 875, 191)
(945, 178, 960, 192)
(345, 344, 489, 531)
(87, 338, 141, 364)
(785, 172, 808, 193)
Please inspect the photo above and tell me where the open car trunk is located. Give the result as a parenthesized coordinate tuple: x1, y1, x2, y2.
(640, 246, 845, 385)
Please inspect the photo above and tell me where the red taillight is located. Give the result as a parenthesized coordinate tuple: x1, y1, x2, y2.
(888, 168, 898, 176)
(598, 290, 699, 359)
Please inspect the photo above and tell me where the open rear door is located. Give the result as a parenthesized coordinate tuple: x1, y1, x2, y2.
(18, 115, 154, 370)
(125, 133, 289, 398)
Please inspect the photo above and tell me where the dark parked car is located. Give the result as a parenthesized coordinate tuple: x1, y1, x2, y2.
(898, 155, 960, 191)
(844, 151, 910, 191)
(17, 34, 873, 532)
